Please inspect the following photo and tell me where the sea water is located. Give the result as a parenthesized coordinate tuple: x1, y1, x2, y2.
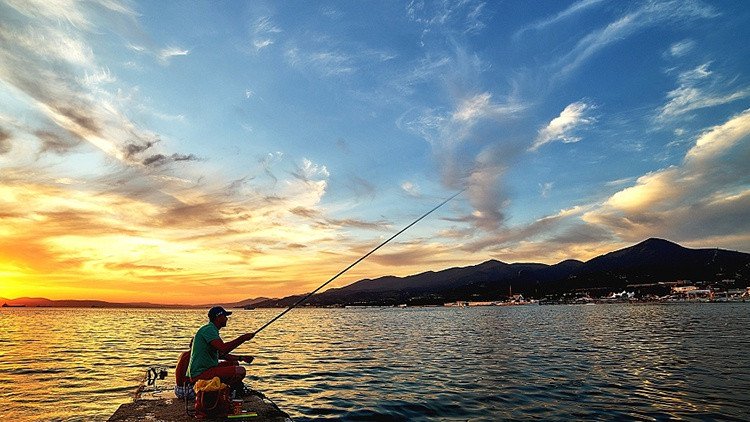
(0, 304, 749, 421)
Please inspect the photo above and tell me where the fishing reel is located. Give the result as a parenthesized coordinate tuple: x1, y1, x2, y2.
(146, 365, 168, 387)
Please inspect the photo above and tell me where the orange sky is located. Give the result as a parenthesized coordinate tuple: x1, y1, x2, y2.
(0, 174, 623, 304)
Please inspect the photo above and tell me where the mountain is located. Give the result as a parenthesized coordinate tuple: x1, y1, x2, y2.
(253, 238, 750, 307)
(0, 297, 197, 308)
(0, 296, 275, 309)
(221, 297, 272, 308)
(554, 238, 750, 293)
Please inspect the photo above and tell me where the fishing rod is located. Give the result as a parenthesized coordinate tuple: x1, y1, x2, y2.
(253, 188, 465, 336)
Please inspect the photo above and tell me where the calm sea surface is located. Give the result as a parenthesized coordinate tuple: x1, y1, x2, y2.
(0, 304, 749, 421)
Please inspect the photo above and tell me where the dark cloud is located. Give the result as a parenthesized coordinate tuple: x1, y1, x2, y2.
(157, 202, 235, 228)
(290, 206, 321, 219)
(36, 210, 140, 237)
(143, 153, 198, 166)
(173, 153, 198, 162)
(104, 262, 183, 273)
(54, 105, 101, 134)
(258, 153, 283, 184)
(124, 140, 157, 158)
(0, 127, 11, 154)
(335, 138, 350, 153)
(264, 195, 285, 203)
(225, 177, 253, 197)
(36, 130, 81, 154)
(325, 218, 389, 230)
(346, 176, 376, 200)
(289, 206, 388, 231)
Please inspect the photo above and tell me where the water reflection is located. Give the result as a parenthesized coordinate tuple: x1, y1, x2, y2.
(0, 304, 749, 421)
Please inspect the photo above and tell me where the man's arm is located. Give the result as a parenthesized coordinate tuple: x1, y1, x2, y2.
(209, 333, 254, 354)
(220, 352, 254, 363)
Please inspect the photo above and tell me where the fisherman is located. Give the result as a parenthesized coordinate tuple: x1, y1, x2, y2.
(188, 306, 255, 395)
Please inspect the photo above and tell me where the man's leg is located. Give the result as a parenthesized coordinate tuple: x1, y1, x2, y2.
(191, 364, 246, 386)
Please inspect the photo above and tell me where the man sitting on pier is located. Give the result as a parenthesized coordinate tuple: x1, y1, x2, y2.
(187, 306, 255, 395)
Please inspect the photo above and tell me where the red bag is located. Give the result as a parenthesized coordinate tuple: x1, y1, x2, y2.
(194, 384, 231, 419)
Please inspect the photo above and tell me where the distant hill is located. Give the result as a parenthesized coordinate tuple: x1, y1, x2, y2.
(0, 297, 193, 308)
(253, 238, 750, 307)
(222, 297, 272, 308)
(0, 296, 273, 309)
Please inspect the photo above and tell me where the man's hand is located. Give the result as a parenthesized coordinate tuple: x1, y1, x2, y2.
(241, 333, 255, 342)
(240, 355, 254, 364)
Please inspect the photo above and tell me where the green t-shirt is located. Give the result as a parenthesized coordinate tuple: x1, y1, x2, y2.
(187, 323, 221, 378)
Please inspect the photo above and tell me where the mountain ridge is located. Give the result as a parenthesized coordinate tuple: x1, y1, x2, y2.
(252, 238, 750, 307)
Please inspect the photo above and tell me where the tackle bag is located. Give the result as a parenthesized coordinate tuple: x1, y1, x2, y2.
(193, 377, 231, 419)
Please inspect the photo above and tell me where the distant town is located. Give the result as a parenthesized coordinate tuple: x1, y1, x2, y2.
(442, 281, 750, 307)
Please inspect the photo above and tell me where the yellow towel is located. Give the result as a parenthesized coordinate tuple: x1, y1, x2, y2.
(194, 376, 228, 393)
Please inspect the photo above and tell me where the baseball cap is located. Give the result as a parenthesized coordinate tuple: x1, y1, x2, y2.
(208, 306, 232, 320)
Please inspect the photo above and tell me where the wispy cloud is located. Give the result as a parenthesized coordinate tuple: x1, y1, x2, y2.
(252, 16, 282, 53)
(397, 43, 527, 231)
(530, 101, 594, 151)
(158, 46, 189, 64)
(554, 0, 718, 78)
(668, 39, 695, 57)
(514, 0, 605, 39)
(285, 46, 348, 75)
(540, 182, 553, 198)
(406, 0, 489, 37)
(657, 63, 750, 121)
(401, 181, 420, 197)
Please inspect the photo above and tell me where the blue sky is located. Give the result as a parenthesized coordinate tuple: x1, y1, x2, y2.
(1, 0, 749, 303)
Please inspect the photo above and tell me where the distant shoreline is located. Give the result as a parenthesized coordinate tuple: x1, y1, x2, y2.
(2, 300, 747, 310)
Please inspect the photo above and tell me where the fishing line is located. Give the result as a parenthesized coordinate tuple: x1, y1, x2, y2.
(253, 188, 465, 336)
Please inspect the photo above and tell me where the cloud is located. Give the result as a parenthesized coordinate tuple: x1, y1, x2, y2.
(554, 0, 718, 78)
(657, 63, 750, 121)
(158, 46, 189, 64)
(401, 181, 420, 197)
(462, 108, 750, 257)
(289, 206, 321, 219)
(0, 127, 11, 154)
(514, 0, 605, 39)
(142, 153, 199, 167)
(323, 217, 389, 231)
(36, 130, 82, 154)
(286, 45, 356, 76)
(540, 182, 553, 198)
(530, 101, 594, 151)
(583, 108, 750, 243)
(252, 16, 282, 53)
(668, 39, 695, 57)
(257, 151, 284, 184)
(124, 140, 157, 159)
(406, 0, 490, 37)
(398, 61, 527, 230)
(346, 176, 376, 200)
(292, 158, 330, 182)
(452, 92, 526, 123)
(0, 0, 187, 167)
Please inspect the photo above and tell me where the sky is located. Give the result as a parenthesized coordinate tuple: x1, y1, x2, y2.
(1, 0, 749, 305)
